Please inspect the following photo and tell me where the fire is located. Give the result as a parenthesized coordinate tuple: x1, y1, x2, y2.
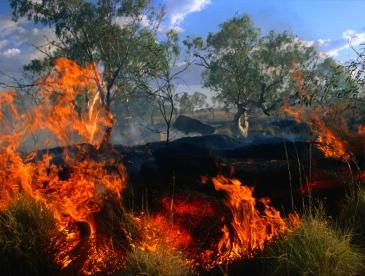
(132, 177, 300, 270)
(283, 103, 351, 161)
(209, 176, 300, 265)
(0, 58, 126, 274)
(0, 57, 302, 274)
(285, 67, 365, 162)
(135, 195, 219, 254)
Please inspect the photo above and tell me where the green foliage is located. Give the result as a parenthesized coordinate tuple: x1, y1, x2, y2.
(261, 207, 365, 276)
(178, 92, 207, 114)
(0, 196, 59, 275)
(189, 14, 357, 118)
(9, 0, 163, 101)
(125, 247, 192, 276)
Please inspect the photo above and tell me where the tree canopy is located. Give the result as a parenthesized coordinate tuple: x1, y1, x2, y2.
(9, 0, 165, 142)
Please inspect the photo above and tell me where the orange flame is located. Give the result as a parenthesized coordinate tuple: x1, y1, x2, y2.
(133, 177, 300, 270)
(0, 58, 303, 273)
(0, 58, 126, 274)
(209, 176, 300, 265)
(283, 102, 350, 161)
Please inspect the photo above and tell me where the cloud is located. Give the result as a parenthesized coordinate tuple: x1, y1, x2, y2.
(2, 48, 21, 57)
(315, 29, 365, 57)
(164, 0, 212, 31)
(0, 16, 56, 84)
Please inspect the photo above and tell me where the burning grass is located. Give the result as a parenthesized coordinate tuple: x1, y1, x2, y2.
(0, 57, 364, 274)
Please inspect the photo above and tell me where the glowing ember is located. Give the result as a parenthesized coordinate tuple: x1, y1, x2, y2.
(131, 178, 300, 270)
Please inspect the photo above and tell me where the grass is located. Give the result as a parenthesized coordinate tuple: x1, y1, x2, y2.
(0, 196, 59, 275)
(124, 246, 192, 276)
(339, 186, 365, 239)
(260, 206, 365, 276)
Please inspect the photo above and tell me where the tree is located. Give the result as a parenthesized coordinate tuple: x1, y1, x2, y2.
(190, 92, 207, 112)
(178, 91, 207, 114)
(178, 92, 193, 114)
(9, 0, 163, 144)
(187, 15, 326, 138)
(145, 30, 190, 145)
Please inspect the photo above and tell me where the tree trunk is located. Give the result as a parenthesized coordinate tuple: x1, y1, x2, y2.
(233, 103, 249, 138)
(102, 89, 113, 146)
(165, 123, 170, 145)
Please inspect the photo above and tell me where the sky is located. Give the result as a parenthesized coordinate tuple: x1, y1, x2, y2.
(0, 0, 365, 90)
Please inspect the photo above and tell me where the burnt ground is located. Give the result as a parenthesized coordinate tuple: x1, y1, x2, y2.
(25, 128, 365, 275)
(32, 133, 358, 216)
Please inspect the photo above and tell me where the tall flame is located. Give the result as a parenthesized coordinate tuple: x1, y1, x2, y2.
(0, 58, 126, 274)
(210, 176, 299, 265)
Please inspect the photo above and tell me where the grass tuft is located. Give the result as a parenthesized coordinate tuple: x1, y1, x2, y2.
(340, 186, 365, 239)
(125, 246, 192, 276)
(0, 195, 59, 275)
(261, 206, 365, 276)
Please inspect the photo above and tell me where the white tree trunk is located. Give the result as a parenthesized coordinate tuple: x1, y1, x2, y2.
(238, 110, 249, 138)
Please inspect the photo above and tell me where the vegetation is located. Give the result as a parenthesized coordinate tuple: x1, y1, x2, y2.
(185, 15, 358, 138)
(0, 196, 58, 275)
(339, 186, 365, 238)
(261, 206, 365, 276)
(125, 247, 192, 276)
(9, 0, 165, 143)
(178, 92, 208, 114)
(1, 2, 364, 275)
(145, 30, 191, 144)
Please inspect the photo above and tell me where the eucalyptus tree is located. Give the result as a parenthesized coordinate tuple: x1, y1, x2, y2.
(186, 15, 328, 138)
(141, 30, 191, 145)
(9, 0, 164, 143)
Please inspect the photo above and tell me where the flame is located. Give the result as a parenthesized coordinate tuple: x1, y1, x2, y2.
(284, 67, 365, 162)
(208, 176, 300, 265)
(0, 58, 302, 273)
(136, 195, 218, 254)
(283, 102, 351, 161)
(0, 58, 126, 274)
(132, 178, 300, 270)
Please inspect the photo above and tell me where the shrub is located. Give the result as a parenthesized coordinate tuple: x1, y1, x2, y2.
(261, 207, 365, 276)
(124, 246, 192, 276)
(0, 196, 59, 275)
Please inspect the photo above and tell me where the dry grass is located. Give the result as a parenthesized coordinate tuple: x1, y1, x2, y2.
(339, 186, 365, 239)
(0, 196, 59, 275)
(261, 206, 365, 276)
(124, 246, 192, 276)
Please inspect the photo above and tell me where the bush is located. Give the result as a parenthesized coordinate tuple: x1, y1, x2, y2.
(261, 207, 365, 276)
(0, 196, 59, 275)
(124, 246, 192, 276)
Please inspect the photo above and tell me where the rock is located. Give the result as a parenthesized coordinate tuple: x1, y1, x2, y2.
(173, 115, 215, 135)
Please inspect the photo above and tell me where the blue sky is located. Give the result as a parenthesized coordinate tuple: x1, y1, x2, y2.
(0, 0, 364, 86)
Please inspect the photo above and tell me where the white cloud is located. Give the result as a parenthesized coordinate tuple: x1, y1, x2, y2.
(2, 48, 21, 57)
(0, 16, 56, 84)
(164, 0, 212, 31)
(322, 29, 365, 57)
(317, 38, 331, 45)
